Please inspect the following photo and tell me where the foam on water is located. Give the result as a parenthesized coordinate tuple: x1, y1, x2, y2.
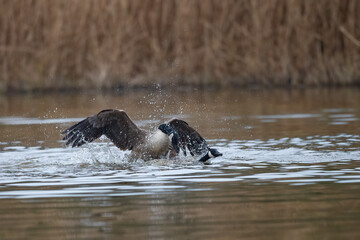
(0, 133, 360, 199)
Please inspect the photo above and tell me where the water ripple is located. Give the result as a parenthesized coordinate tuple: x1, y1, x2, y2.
(0, 133, 359, 199)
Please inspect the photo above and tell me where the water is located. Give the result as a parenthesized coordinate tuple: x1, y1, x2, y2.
(0, 89, 360, 239)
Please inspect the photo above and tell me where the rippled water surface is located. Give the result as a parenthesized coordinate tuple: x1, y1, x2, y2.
(1, 89, 360, 239)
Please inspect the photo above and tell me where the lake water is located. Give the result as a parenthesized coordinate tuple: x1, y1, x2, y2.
(0, 88, 360, 239)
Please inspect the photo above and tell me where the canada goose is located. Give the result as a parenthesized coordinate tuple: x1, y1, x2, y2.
(62, 109, 222, 162)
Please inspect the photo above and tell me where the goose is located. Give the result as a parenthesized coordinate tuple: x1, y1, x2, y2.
(62, 109, 222, 162)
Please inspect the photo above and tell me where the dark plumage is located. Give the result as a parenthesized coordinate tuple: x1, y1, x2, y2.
(62, 109, 222, 161)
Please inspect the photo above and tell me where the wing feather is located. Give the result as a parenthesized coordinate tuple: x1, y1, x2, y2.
(168, 119, 208, 155)
(62, 109, 145, 149)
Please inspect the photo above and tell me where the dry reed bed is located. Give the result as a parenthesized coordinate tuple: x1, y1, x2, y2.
(0, 0, 359, 92)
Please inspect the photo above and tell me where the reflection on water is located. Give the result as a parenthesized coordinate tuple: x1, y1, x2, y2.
(0, 89, 360, 239)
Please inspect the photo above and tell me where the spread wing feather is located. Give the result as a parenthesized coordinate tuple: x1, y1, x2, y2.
(62, 109, 145, 150)
(168, 119, 208, 156)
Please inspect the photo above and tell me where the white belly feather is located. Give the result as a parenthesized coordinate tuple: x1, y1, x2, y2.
(145, 130, 170, 158)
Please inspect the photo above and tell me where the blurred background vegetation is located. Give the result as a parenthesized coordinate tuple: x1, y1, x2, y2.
(0, 0, 359, 93)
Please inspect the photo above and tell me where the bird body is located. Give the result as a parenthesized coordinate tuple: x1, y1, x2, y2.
(130, 130, 171, 159)
(147, 130, 171, 154)
(62, 109, 222, 162)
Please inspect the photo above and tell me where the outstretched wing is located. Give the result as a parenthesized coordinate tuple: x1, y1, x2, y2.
(168, 119, 208, 156)
(62, 109, 146, 150)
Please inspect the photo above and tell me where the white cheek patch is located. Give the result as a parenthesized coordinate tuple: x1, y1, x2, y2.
(169, 133, 174, 141)
(208, 150, 215, 158)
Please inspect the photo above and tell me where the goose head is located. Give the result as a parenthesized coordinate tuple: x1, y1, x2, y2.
(158, 123, 180, 153)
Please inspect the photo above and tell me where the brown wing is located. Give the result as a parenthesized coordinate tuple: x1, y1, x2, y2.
(62, 109, 146, 150)
(168, 119, 208, 156)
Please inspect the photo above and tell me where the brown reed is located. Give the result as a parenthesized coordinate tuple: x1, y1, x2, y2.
(0, 0, 359, 92)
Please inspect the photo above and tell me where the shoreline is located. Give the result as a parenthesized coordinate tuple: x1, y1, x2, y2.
(1, 82, 360, 96)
